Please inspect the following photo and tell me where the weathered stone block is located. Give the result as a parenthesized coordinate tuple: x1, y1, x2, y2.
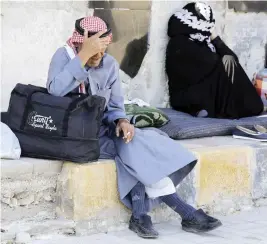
(1, 158, 63, 180)
(56, 160, 128, 222)
(252, 147, 267, 199)
(15, 232, 31, 244)
(1, 159, 33, 180)
(18, 194, 35, 206)
(194, 147, 253, 214)
(31, 158, 63, 176)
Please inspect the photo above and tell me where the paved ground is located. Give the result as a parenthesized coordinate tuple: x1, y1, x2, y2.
(33, 207, 267, 244)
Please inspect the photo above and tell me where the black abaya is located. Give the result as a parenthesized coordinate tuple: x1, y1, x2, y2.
(166, 36, 263, 119)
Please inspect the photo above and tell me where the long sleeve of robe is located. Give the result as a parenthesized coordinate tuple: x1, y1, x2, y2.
(46, 47, 128, 125)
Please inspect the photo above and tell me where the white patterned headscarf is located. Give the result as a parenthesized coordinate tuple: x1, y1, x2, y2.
(168, 2, 216, 52)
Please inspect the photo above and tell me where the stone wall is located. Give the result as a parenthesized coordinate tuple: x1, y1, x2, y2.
(131, 0, 267, 107)
(1, 1, 91, 111)
(1, 1, 266, 110)
(91, 1, 151, 78)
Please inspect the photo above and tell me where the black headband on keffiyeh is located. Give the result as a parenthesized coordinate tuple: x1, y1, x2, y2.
(168, 2, 216, 52)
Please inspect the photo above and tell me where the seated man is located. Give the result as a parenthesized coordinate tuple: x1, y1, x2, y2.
(47, 16, 221, 239)
(166, 2, 263, 119)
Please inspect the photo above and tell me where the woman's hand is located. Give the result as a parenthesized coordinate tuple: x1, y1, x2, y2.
(116, 119, 135, 144)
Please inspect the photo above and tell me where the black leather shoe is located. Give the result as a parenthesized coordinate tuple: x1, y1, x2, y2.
(129, 215, 159, 239)
(182, 209, 222, 233)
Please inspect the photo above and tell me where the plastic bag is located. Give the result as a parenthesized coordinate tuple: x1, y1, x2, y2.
(0, 122, 21, 159)
(253, 67, 267, 111)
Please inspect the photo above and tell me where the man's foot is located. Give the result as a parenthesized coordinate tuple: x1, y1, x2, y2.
(182, 209, 222, 233)
(129, 215, 159, 239)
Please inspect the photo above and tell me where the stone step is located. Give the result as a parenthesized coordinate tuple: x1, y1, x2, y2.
(56, 137, 267, 235)
(1, 136, 267, 239)
(1, 158, 62, 208)
(1, 158, 63, 242)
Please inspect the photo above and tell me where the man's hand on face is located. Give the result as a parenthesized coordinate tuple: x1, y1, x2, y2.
(78, 30, 110, 66)
(116, 119, 135, 144)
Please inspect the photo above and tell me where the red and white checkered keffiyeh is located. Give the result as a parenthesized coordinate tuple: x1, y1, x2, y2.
(66, 16, 112, 94)
(67, 16, 112, 52)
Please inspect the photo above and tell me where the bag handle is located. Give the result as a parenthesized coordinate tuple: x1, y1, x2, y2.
(20, 87, 48, 130)
(62, 95, 93, 137)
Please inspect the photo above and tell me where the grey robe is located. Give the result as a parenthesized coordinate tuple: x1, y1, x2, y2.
(47, 47, 197, 210)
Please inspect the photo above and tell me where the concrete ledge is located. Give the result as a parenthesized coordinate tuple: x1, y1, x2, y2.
(1, 137, 267, 238)
(180, 137, 267, 203)
(1, 158, 64, 241)
(1, 158, 63, 180)
(1, 158, 63, 208)
(55, 137, 267, 234)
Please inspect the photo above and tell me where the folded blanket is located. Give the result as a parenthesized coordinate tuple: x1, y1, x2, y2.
(125, 104, 169, 128)
(159, 108, 267, 140)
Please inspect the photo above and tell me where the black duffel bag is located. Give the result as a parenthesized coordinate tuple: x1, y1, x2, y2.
(6, 83, 106, 162)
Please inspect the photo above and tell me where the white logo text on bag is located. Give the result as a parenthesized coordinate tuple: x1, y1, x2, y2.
(27, 111, 57, 131)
